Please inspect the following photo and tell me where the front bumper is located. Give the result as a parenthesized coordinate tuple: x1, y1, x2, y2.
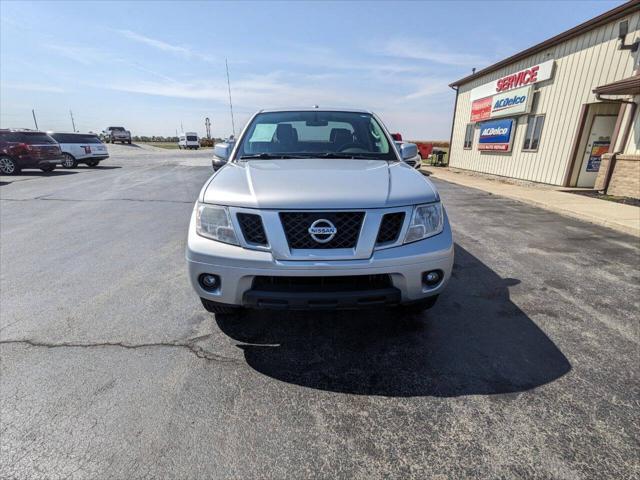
(186, 211, 454, 308)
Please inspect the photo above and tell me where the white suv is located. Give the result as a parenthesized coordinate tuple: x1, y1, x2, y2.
(50, 133, 109, 168)
(186, 108, 454, 314)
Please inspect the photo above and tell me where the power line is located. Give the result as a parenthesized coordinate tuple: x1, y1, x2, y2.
(70, 110, 76, 132)
(225, 58, 236, 137)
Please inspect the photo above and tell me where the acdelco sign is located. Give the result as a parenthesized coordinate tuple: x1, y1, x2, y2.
(493, 93, 527, 110)
(478, 118, 516, 152)
(470, 60, 554, 101)
(471, 85, 532, 121)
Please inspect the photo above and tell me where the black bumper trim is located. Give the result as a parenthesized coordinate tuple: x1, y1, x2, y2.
(243, 287, 401, 310)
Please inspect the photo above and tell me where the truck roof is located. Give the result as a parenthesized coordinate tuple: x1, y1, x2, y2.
(258, 106, 373, 114)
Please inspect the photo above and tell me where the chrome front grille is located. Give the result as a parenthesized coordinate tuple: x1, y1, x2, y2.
(279, 212, 364, 249)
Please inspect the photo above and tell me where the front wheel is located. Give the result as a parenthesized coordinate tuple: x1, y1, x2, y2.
(127, 140, 131, 145)
(86, 160, 99, 167)
(61, 153, 77, 169)
(0, 156, 19, 175)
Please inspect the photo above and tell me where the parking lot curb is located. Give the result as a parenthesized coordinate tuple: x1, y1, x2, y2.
(422, 167, 640, 238)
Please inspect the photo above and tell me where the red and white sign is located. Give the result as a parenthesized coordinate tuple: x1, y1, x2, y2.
(471, 97, 492, 122)
(470, 60, 554, 101)
(478, 143, 511, 151)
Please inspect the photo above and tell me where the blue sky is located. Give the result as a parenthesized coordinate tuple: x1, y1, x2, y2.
(0, 0, 625, 139)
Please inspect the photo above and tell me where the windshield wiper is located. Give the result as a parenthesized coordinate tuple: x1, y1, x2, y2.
(239, 153, 295, 159)
(291, 152, 377, 160)
(318, 152, 378, 160)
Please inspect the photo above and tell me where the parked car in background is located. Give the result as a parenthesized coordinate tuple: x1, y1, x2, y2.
(103, 126, 131, 144)
(178, 132, 200, 150)
(50, 132, 109, 168)
(0, 129, 61, 174)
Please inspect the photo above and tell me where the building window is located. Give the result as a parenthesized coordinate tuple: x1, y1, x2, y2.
(523, 115, 545, 151)
(463, 123, 474, 149)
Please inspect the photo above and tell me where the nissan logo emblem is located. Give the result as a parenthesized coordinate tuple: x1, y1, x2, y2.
(308, 219, 337, 243)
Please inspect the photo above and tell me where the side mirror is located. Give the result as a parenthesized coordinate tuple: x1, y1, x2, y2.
(213, 142, 232, 161)
(212, 142, 233, 171)
(400, 143, 418, 160)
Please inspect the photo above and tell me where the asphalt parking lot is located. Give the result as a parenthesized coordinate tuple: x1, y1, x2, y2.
(1, 144, 638, 479)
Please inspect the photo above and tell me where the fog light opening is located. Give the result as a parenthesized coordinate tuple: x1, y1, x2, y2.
(199, 274, 220, 291)
(423, 270, 442, 288)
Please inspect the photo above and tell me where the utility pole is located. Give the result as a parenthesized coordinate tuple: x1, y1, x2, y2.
(225, 58, 236, 137)
(31, 109, 39, 130)
(69, 110, 76, 132)
(180, 121, 184, 133)
(205, 117, 211, 139)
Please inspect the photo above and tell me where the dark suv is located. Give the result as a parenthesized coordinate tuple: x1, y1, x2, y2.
(0, 130, 62, 174)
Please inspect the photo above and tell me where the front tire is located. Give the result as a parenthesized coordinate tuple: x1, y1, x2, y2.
(200, 298, 242, 315)
(86, 160, 99, 167)
(61, 153, 77, 169)
(0, 156, 19, 175)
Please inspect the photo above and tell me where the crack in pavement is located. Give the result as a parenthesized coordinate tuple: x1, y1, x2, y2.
(0, 197, 194, 204)
(0, 338, 240, 363)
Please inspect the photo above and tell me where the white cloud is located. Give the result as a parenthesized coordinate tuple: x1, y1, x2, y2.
(379, 38, 488, 68)
(404, 80, 451, 100)
(118, 30, 215, 62)
(44, 44, 103, 66)
(2, 83, 65, 93)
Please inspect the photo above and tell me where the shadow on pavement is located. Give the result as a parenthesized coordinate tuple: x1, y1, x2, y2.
(215, 244, 571, 397)
(108, 143, 141, 148)
(72, 165, 122, 170)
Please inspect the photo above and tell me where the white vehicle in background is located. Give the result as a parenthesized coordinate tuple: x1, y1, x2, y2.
(50, 132, 109, 168)
(178, 132, 200, 150)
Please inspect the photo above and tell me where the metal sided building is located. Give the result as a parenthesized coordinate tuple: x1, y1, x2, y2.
(448, 0, 640, 190)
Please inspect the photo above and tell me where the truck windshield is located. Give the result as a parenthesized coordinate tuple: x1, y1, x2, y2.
(236, 111, 397, 160)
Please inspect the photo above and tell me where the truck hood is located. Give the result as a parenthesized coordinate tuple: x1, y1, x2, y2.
(202, 159, 439, 209)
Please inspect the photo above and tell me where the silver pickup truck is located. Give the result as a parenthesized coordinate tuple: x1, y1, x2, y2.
(103, 126, 131, 144)
(187, 108, 454, 314)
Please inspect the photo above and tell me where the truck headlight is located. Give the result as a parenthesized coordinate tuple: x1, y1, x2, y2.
(404, 202, 443, 243)
(196, 203, 239, 245)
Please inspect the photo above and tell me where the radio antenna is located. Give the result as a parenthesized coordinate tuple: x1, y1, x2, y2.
(225, 58, 236, 137)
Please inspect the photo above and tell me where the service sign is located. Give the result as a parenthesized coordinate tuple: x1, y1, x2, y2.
(478, 118, 516, 152)
(470, 85, 533, 121)
(470, 59, 554, 102)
